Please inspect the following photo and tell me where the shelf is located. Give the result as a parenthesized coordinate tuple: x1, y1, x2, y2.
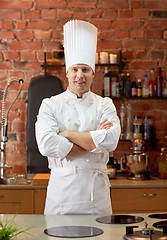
(41, 50, 124, 75)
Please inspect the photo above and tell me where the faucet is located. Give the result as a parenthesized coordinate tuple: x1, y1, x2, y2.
(1, 78, 24, 180)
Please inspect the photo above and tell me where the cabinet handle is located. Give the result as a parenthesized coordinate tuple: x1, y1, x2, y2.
(140, 193, 157, 197)
(0, 194, 5, 198)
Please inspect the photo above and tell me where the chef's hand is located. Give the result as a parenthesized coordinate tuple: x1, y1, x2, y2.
(96, 119, 113, 130)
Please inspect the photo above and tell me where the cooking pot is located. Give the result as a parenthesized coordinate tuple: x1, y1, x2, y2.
(121, 153, 149, 175)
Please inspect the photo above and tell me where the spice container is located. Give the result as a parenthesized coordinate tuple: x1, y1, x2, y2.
(133, 116, 143, 139)
(158, 147, 167, 179)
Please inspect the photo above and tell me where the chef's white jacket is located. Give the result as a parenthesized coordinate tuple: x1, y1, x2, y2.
(35, 89, 121, 215)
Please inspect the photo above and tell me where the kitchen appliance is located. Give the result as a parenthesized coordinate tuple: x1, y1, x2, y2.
(44, 226, 103, 237)
(121, 138, 150, 180)
(96, 215, 144, 224)
(123, 222, 167, 239)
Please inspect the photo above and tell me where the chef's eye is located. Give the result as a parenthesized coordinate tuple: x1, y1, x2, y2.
(82, 68, 89, 73)
(72, 68, 77, 72)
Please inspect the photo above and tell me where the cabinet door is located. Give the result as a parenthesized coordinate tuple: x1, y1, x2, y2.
(0, 190, 34, 214)
(111, 188, 167, 213)
(34, 189, 47, 214)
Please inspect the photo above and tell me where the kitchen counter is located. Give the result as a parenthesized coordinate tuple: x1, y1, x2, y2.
(0, 213, 164, 240)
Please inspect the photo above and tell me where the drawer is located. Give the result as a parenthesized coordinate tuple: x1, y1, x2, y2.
(0, 190, 21, 202)
(111, 188, 167, 213)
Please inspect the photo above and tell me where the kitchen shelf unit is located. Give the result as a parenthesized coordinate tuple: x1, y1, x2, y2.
(41, 50, 124, 75)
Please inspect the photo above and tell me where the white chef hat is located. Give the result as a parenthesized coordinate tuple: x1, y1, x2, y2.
(63, 20, 97, 72)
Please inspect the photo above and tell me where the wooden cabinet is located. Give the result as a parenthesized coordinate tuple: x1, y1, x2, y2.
(0, 189, 34, 214)
(34, 188, 47, 214)
(111, 187, 167, 214)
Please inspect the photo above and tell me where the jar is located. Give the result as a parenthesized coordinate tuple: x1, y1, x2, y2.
(133, 116, 143, 139)
(158, 148, 167, 179)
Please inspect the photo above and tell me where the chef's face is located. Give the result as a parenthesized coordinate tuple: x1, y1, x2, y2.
(66, 64, 94, 98)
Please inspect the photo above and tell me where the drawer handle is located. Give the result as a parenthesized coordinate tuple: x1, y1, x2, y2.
(0, 194, 5, 198)
(140, 193, 157, 197)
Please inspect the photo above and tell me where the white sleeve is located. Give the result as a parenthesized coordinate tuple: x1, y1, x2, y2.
(35, 98, 73, 160)
(90, 97, 121, 153)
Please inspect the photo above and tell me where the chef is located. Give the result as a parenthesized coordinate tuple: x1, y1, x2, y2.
(35, 19, 121, 215)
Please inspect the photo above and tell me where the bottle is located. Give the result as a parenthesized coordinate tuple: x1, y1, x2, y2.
(142, 74, 149, 98)
(137, 79, 142, 97)
(126, 103, 133, 140)
(156, 67, 163, 97)
(124, 73, 131, 98)
(116, 81, 120, 98)
(158, 147, 167, 179)
(143, 116, 153, 140)
(120, 73, 125, 98)
(111, 77, 117, 97)
(162, 78, 167, 97)
(120, 103, 126, 140)
(103, 67, 111, 97)
(149, 68, 156, 97)
(133, 116, 143, 139)
(131, 77, 137, 97)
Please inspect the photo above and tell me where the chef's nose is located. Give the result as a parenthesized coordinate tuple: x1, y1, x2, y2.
(77, 69, 84, 78)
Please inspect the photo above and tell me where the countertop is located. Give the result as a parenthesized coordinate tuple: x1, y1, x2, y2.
(0, 213, 164, 240)
(0, 175, 167, 189)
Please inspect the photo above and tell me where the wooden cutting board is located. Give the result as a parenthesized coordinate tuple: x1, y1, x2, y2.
(32, 173, 50, 186)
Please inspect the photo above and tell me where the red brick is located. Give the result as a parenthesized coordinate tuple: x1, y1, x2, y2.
(130, 0, 142, 8)
(24, 10, 40, 19)
(43, 41, 63, 50)
(119, 9, 133, 18)
(145, 20, 167, 29)
(91, 19, 112, 29)
(27, 20, 57, 29)
(0, 51, 3, 60)
(21, 50, 36, 61)
(146, 30, 162, 39)
(87, 9, 103, 18)
(13, 61, 41, 71)
(98, 0, 128, 9)
(15, 20, 27, 29)
(100, 30, 114, 39)
(133, 9, 150, 18)
(0, 71, 8, 80)
(57, 9, 73, 19)
(8, 41, 42, 50)
(0, 61, 11, 69)
(130, 30, 144, 39)
(163, 30, 167, 40)
(144, 1, 167, 9)
(68, 0, 96, 8)
(134, 50, 148, 59)
(97, 39, 122, 50)
(3, 51, 20, 60)
(114, 30, 129, 39)
(103, 9, 117, 19)
(0, 0, 33, 9)
(1, 21, 13, 29)
(34, 30, 51, 40)
(123, 39, 153, 49)
(15, 30, 34, 40)
(36, 0, 67, 9)
(52, 30, 63, 40)
(10, 71, 25, 80)
(73, 10, 87, 19)
(0, 31, 14, 39)
(0, 10, 21, 19)
(112, 19, 141, 29)
(122, 49, 133, 60)
(130, 60, 158, 70)
(41, 9, 56, 20)
(154, 40, 167, 49)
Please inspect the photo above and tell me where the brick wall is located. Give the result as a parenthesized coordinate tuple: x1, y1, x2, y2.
(0, 0, 167, 175)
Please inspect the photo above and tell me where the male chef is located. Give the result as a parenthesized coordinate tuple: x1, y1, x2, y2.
(35, 19, 121, 215)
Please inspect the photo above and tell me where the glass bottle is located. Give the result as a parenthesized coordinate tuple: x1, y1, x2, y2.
(143, 116, 153, 140)
(120, 103, 126, 140)
(162, 78, 167, 97)
(149, 68, 156, 97)
(126, 103, 133, 140)
(156, 67, 163, 97)
(137, 79, 142, 97)
(103, 67, 111, 97)
(111, 77, 117, 97)
(131, 77, 137, 97)
(142, 74, 149, 98)
(158, 148, 167, 179)
(133, 116, 143, 139)
(120, 73, 125, 98)
(124, 73, 131, 98)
